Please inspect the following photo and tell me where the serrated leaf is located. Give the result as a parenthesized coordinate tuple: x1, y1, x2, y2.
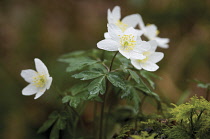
(62, 96, 71, 103)
(122, 84, 141, 111)
(56, 118, 66, 130)
(88, 76, 106, 96)
(128, 69, 140, 83)
(50, 124, 59, 139)
(72, 70, 103, 80)
(69, 98, 80, 108)
(70, 83, 89, 96)
(140, 70, 160, 89)
(37, 117, 57, 134)
(37, 111, 59, 134)
(191, 79, 210, 90)
(59, 57, 98, 72)
(107, 72, 126, 90)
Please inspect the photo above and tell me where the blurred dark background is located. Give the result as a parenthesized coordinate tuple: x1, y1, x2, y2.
(0, 0, 210, 138)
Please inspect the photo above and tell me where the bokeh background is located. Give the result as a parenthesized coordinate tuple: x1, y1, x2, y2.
(0, 0, 210, 138)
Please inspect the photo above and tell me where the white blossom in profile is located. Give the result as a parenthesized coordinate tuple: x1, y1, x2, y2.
(98, 24, 151, 59)
(131, 40, 164, 71)
(104, 6, 143, 38)
(138, 16, 169, 48)
(21, 58, 52, 99)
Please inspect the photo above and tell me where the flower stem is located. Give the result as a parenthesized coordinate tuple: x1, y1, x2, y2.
(99, 51, 119, 139)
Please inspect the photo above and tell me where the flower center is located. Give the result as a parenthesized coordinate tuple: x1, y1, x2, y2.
(32, 74, 47, 87)
(115, 20, 128, 32)
(120, 34, 136, 51)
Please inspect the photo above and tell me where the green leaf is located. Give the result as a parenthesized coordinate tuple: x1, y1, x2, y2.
(107, 72, 126, 90)
(72, 70, 103, 80)
(70, 82, 89, 96)
(56, 118, 66, 130)
(128, 69, 140, 83)
(69, 97, 81, 108)
(122, 84, 141, 111)
(88, 76, 106, 96)
(37, 111, 59, 134)
(192, 79, 210, 89)
(62, 96, 71, 103)
(140, 70, 160, 89)
(59, 57, 98, 72)
(50, 123, 59, 139)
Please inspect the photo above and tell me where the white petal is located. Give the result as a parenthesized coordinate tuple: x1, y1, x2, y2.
(107, 24, 122, 40)
(46, 77, 53, 90)
(97, 39, 119, 51)
(138, 14, 145, 29)
(155, 37, 169, 48)
(121, 14, 141, 28)
(135, 41, 151, 52)
(34, 89, 45, 99)
(141, 61, 159, 71)
(144, 24, 157, 39)
(35, 58, 49, 75)
(148, 40, 157, 52)
(104, 32, 111, 39)
(131, 59, 142, 70)
(21, 69, 38, 83)
(148, 52, 164, 63)
(130, 51, 146, 59)
(22, 84, 38, 96)
(124, 27, 139, 38)
(112, 6, 121, 21)
(107, 9, 112, 23)
(118, 49, 130, 59)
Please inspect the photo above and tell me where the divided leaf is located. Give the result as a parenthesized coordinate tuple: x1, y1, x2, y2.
(37, 111, 59, 134)
(107, 72, 126, 90)
(72, 69, 104, 80)
(140, 70, 160, 89)
(128, 69, 140, 83)
(59, 57, 98, 72)
(88, 76, 106, 97)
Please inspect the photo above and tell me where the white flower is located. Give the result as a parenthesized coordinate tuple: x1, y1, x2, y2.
(98, 24, 151, 59)
(131, 40, 164, 71)
(21, 58, 52, 99)
(104, 6, 143, 38)
(138, 17, 169, 48)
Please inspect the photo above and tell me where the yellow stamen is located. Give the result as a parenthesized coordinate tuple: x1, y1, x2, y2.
(32, 74, 47, 87)
(115, 20, 128, 32)
(120, 34, 136, 51)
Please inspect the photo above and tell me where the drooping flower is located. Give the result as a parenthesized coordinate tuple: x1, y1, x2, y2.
(98, 24, 151, 59)
(138, 16, 169, 48)
(131, 40, 164, 71)
(104, 6, 143, 38)
(21, 58, 52, 99)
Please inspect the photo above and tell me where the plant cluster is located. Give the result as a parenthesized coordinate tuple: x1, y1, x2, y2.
(21, 5, 210, 139)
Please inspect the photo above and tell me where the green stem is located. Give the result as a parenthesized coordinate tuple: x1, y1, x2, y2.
(93, 101, 98, 139)
(109, 52, 119, 71)
(99, 51, 119, 139)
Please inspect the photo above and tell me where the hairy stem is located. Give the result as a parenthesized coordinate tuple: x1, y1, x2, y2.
(99, 51, 119, 139)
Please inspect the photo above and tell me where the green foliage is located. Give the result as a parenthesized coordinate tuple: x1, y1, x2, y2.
(193, 79, 210, 89)
(88, 75, 106, 96)
(107, 72, 126, 90)
(140, 70, 161, 89)
(131, 131, 157, 139)
(128, 69, 140, 83)
(38, 111, 71, 139)
(166, 96, 210, 139)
